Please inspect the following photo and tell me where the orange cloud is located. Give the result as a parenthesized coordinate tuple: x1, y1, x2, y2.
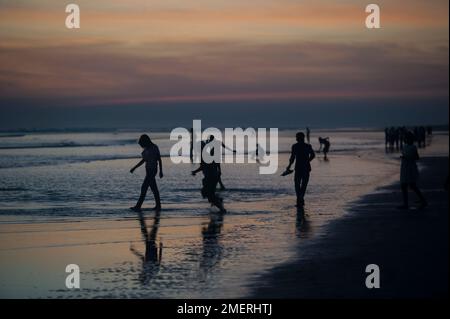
(0, 0, 448, 106)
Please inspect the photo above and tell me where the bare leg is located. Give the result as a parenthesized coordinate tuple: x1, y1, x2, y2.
(148, 177, 161, 210)
(134, 177, 150, 210)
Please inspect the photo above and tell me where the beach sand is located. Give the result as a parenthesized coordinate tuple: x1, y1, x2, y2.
(0, 131, 447, 298)
(250, 156, 449, 298)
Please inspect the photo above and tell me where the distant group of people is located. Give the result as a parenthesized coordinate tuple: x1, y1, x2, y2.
(129, 124, 433, 215)
(385, 126, 432, 151)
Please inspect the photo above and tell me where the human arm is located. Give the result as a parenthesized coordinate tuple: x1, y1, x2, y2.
(287, 145, 296, 170)
(157, 147, 163, 178)
(192, 165, 203, 176)
(221, 142, 236, 153)
(130, 159, 145, 173)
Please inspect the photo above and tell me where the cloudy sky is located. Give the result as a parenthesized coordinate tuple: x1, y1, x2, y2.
(0, 0, 448, 128)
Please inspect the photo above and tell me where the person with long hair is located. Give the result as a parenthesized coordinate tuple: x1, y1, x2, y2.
(130, 134, 163, 212)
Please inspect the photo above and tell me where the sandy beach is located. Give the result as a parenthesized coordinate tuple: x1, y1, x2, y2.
(0, 131, 447, 298)
(1, 0, 448, 304)
(250, 156, 449, 298)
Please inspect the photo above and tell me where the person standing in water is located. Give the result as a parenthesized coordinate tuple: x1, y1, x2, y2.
(318, 136, 330, 160)
(206, 135, 236, 190)
(306, 127, 311, 144)
(189, 128, 194, 163)
(192, 141, 226, 213)
(398, 131, 427, 210)
(130, 134, 163, 212)
(286, 132, 316, 207)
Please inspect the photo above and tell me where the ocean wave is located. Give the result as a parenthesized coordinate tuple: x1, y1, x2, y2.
(0, 154, 175, 169)
(0, 187, 27, 192)
(0, 139, 136, 150)
(0, 134, 26, 138)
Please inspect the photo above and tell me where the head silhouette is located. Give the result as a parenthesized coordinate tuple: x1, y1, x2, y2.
(138, 134, 153, 148)
(296, 132, 305, 143)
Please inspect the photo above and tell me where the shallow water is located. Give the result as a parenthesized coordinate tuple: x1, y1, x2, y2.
(0, 130, 446, 298)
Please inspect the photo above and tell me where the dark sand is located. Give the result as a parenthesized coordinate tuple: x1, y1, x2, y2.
(251, 157, 449, 298)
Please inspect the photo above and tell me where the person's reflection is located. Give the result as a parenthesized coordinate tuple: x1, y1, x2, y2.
(130, 211, 162, 285)
(295, 207, 311, 238)
(199, 212, 225, 279)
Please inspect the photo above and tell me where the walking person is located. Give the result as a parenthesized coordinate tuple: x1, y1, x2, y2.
(130, 134, 163, 212)
(384, 127, 389, 150)
(285, 132, 316, 207)
(192, 141, 226, 213)
(206, 135, 236, 190)
(398, 131, 427, 210)
(189, 128, 194, 163)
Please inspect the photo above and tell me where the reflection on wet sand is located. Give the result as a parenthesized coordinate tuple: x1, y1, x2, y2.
(130, 211, 162, 285)
(296, 207, 311, 239)
(199, 212, 225, 280)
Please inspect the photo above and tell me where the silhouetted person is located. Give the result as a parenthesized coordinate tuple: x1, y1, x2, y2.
(318, 136, 330, 160)
(419, 126, 426, 148)
(189, 128, 194, 162)
(399, 126, 407, 150)
(130, 211, 162, 285)
(384, 127, 389, 149)
(414, 127, 420, 147)
(253, 143, 265, 163)
(306, 127, 311, 144)
(388, 127, 396, 151)
(286, 132, 315, 207)
(394, 127, 400, 150)
(130, 134, 163, 212)
(206, 135, 235, 191)
(398, 131, 427, 210)
(192, 141, 226, 213)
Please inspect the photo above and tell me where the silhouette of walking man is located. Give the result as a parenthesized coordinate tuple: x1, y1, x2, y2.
(130, 134, 163, 212)
(286, 132, 316, 207)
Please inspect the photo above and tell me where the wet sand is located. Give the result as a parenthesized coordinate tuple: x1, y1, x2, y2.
(250, 156, 449, 298)
(0, 132, 447, 298)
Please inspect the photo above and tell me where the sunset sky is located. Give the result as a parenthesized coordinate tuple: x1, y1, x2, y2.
(0, 0, 448, 129)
